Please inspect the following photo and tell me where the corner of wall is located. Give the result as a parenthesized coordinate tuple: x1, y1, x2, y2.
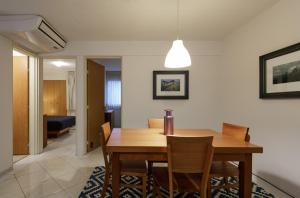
(0, 35, 13, 173)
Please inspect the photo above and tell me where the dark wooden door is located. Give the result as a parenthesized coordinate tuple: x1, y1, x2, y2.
(87, 59, 105, 152)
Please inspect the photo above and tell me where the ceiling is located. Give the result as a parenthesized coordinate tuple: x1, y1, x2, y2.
(43, 59, 76, 73)
(0, 0, 278, 41)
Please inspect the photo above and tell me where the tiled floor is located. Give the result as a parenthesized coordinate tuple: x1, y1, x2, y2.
(0, 132, 104, 198)
(13, 155, 28, 164)
(0, 131, 291, 198)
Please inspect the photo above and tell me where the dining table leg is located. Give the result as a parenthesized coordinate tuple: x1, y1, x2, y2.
(239, 154, 252, 198)
(112, 152, 120, 198)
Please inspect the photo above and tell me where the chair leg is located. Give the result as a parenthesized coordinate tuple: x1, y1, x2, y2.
(147, 174, 151, 195)
(201, 190, 206, 198)
(169, 190, 173, 198)
(148, 161, 153, 175)
(152, 181, 157, 198)
(153, 180, 162, 198)
(224, 177, 230, 194)
(207, 178, 212, 198)
(101, 171, 110, 198)
(142, 175, 147, 198)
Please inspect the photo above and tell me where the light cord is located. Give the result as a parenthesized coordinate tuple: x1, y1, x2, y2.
(177, 0, 180, 39)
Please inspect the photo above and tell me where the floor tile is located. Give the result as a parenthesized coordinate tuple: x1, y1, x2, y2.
(52, 168, 90, 189)
(0, 178, 25, 198)
(16, 169, 50, 190)
(39, 157, 77, 178)
(14, 162, 44, 178)
(65, 182, 86, 198)
(43, 190, 70, 198)
(13, 155, 28, 163)
(22, 178, 63, 198)
(0, 170, 15, 183)
(0, 193, 25, 198)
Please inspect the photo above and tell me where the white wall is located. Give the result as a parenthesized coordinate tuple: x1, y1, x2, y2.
(220, 0, 300, 196)
(122, 55, 220, 128)
(0, 35, 13, 174)
(43, 62, 75, 80)
(45, 41, 222, 155)
(43, 71, 68, 80)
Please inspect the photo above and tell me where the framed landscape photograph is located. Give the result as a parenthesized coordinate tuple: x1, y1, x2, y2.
(259, 42, 300, 98)
(153, 70, 189, 99)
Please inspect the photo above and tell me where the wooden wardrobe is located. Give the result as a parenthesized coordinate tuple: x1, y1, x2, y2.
(43, 80, 67, 115)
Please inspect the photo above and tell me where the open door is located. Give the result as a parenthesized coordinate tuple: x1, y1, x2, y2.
(87, 59, 105, 152)
(13, 56, 29, 154)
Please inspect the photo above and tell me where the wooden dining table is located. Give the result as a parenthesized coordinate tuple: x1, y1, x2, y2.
(106, 128, 263, 198)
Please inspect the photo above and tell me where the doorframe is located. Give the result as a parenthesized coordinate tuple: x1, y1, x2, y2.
(13, 46, 41, 155)
(38, 55, 122, 156)
(29, 56, 43, 154)
(39, 56, 78, 153)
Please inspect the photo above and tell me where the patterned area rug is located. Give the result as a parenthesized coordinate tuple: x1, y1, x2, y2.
(79, 166, 274, 198)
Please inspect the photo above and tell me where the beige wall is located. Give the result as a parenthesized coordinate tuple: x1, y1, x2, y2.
(0, 35, 13, 173)
(220, 0, 300, 196)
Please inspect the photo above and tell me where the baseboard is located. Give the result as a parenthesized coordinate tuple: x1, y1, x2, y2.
(252, 173, 295, 198)
(230, 162, 294, 197)
(0, 167, 13, 180)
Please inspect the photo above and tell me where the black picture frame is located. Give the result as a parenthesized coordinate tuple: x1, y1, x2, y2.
(153, 70, 189, 99)
(259, 42, 300, 99)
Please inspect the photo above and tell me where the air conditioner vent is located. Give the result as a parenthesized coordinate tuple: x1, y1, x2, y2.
(0, 15, 67, 53)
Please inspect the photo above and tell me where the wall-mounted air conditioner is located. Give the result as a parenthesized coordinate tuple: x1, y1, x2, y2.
(0, 15, 66, 53)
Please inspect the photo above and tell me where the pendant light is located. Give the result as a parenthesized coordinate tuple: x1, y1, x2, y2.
(165, 0, 191, 68)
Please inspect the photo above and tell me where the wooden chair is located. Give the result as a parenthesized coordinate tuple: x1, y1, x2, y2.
(148, 118, 164, 129)
(147, 118, 165, 175)
(207, 122, 249, 197)
(100, 122, 148, 198)
(153, 136, 214, 198)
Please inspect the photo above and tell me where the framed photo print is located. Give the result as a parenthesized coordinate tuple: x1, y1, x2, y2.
(153, 70, 189, 99)
(259, 42, 300, 98)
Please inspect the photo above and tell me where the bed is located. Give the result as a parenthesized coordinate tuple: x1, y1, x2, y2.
(47, 115, 76, 138)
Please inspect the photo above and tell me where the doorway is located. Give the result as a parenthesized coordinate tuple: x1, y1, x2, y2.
(12, 49, 29, 162)
(97, 58, 122, 128)
(42, 58, 77, 148)
(86, 58, 122, 152)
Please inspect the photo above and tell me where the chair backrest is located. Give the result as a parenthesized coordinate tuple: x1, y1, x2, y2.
(167, 136, 214, 196)
(148, 118, 164, 129)
(222, 123, 249, 142)
(245, 134, 251, 142)
(100, 122, 111, 168)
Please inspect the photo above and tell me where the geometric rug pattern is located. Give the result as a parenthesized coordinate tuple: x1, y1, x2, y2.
(79, 166, 274, 198)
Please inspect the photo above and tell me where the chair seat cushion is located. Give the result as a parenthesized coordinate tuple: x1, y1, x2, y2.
(153, 167, 203, 192)
(121, 160, 147, 175)
(210, 161, 239, 177)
